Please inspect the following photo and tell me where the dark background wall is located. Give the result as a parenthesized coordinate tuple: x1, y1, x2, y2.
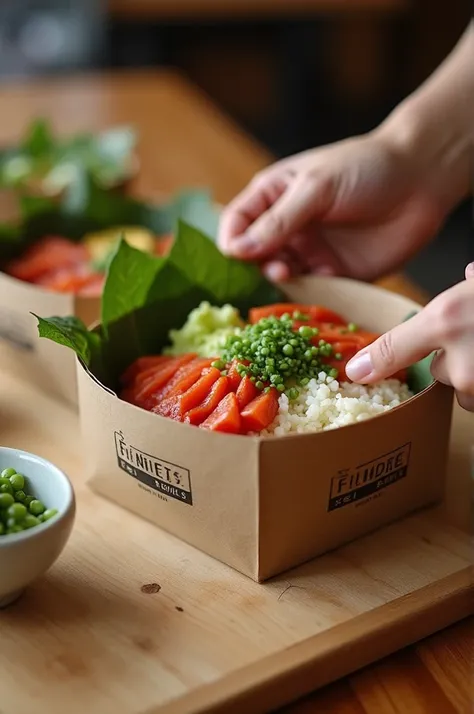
(0, 0, 472, 296)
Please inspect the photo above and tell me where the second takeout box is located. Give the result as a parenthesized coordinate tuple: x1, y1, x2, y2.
(0, 184, 218, 405)
(77, 276, 454, 582)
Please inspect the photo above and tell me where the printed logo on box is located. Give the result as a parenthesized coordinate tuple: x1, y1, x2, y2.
(114, 431, 193, 505)
(328, 442, 411, 512)
(0, 307, 34, 351)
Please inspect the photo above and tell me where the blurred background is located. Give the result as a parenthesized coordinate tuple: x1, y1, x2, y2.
(0, 0, 471, 296)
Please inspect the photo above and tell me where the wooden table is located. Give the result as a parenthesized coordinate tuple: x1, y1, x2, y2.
(0, 71, 471, 714)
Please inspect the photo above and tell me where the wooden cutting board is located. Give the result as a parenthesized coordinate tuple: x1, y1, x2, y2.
(0, 373, 472, 714)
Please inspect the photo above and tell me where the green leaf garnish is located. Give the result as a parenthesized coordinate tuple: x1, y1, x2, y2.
(34, 315, 101, 367)
(35, 222, 285, 387)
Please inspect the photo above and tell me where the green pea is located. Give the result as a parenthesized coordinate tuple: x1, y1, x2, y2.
(304, 349, 313, 361)
(7, 503, 27, 522)
(211, 360, 225, 370)
(0, 493, 14, 510)
(298, 326, 313, 339)
(288, 388, 300, 401)
(277, 384, 285, 392)
(335, 352, 342, 360)
(279, 361, 289, 371)
(23, 514, 41, 529)
(29, 500, 45, 516)
(24, 495, 34, 508)
(9, 473, 25, 491)
(282, 344, 294, 356)
(348, 322, 358, 332)
(41, 509, 58, 522)
(1, 468, 16, 479)
(329, 367, 339, 378)
(0, 483, 13, 496)
(256, 381, 264, 390)
(14, 490, 27, 503)
(7, 524, 23, 534)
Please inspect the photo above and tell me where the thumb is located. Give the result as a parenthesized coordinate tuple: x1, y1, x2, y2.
(345, 309, 437, 384)
(232, 173, 336, 261)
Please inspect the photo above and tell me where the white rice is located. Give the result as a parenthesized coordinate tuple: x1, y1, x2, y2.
(261, 371, 412, 437)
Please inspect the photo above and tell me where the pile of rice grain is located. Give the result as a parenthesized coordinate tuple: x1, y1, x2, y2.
(261, 372, 412, 437)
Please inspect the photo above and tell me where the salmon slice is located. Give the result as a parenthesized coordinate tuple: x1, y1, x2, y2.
(236, 374, 259, 409)
(200, 392, 242, 434)
(240, 389, 279, 433)
(154, 367, 221, 420)
(152, 358, 215, 405)
(185, 376, 231, 425)
(154, 234, 174, 257)
(120, 355, 172, 387)
(227, 359, 243, 391)
(6, 236, 88, 282)
(132, 354, 196, 407)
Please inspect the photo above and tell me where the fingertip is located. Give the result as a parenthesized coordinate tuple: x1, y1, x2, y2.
(263, 260, 291, 282)
(465, 262, 474, 279)
(345, 350, 374, 383)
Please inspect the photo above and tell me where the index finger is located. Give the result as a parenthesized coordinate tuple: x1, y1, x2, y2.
(345, 308, 439, 384)
(218, 174, 287, 255)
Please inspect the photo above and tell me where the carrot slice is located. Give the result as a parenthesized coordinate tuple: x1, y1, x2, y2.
(315, 323, 379, 345)
(249, 304, 346, 326)
(236, 374, 259, 409)
(185, 376, 231, 425)
(121, 355, 171, 386)
(155, 367, 221, 419)
(240, 389, 279, 433)
(200, 393, 242, 434)
(132, 354, 196, 407)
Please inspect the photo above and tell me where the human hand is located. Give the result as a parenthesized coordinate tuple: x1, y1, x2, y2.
(218, 131, 447, 283)
(346, 263, 474, 411)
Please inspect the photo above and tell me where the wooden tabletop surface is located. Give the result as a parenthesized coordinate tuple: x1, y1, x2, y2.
(0, 70, 471, 714)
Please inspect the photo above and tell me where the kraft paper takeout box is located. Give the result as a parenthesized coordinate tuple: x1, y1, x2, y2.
(0, 272, 99, 405)
(77, 277, 454, 582)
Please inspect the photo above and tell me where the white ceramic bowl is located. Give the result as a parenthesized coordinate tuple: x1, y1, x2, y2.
(0, 447, 75, 608)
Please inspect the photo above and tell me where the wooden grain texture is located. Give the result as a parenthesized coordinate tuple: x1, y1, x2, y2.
(0, 373, 472, 714)
(0, 71, 472, 714)
(0, 71, 272, 206)
(107, 0, 407, 20)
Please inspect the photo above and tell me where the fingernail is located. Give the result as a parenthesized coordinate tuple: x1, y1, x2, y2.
(264, 262, 289, 282)
(314, 265, 335, 276)
(346, 351, 373, 382)
(465, 262, 474, 279)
